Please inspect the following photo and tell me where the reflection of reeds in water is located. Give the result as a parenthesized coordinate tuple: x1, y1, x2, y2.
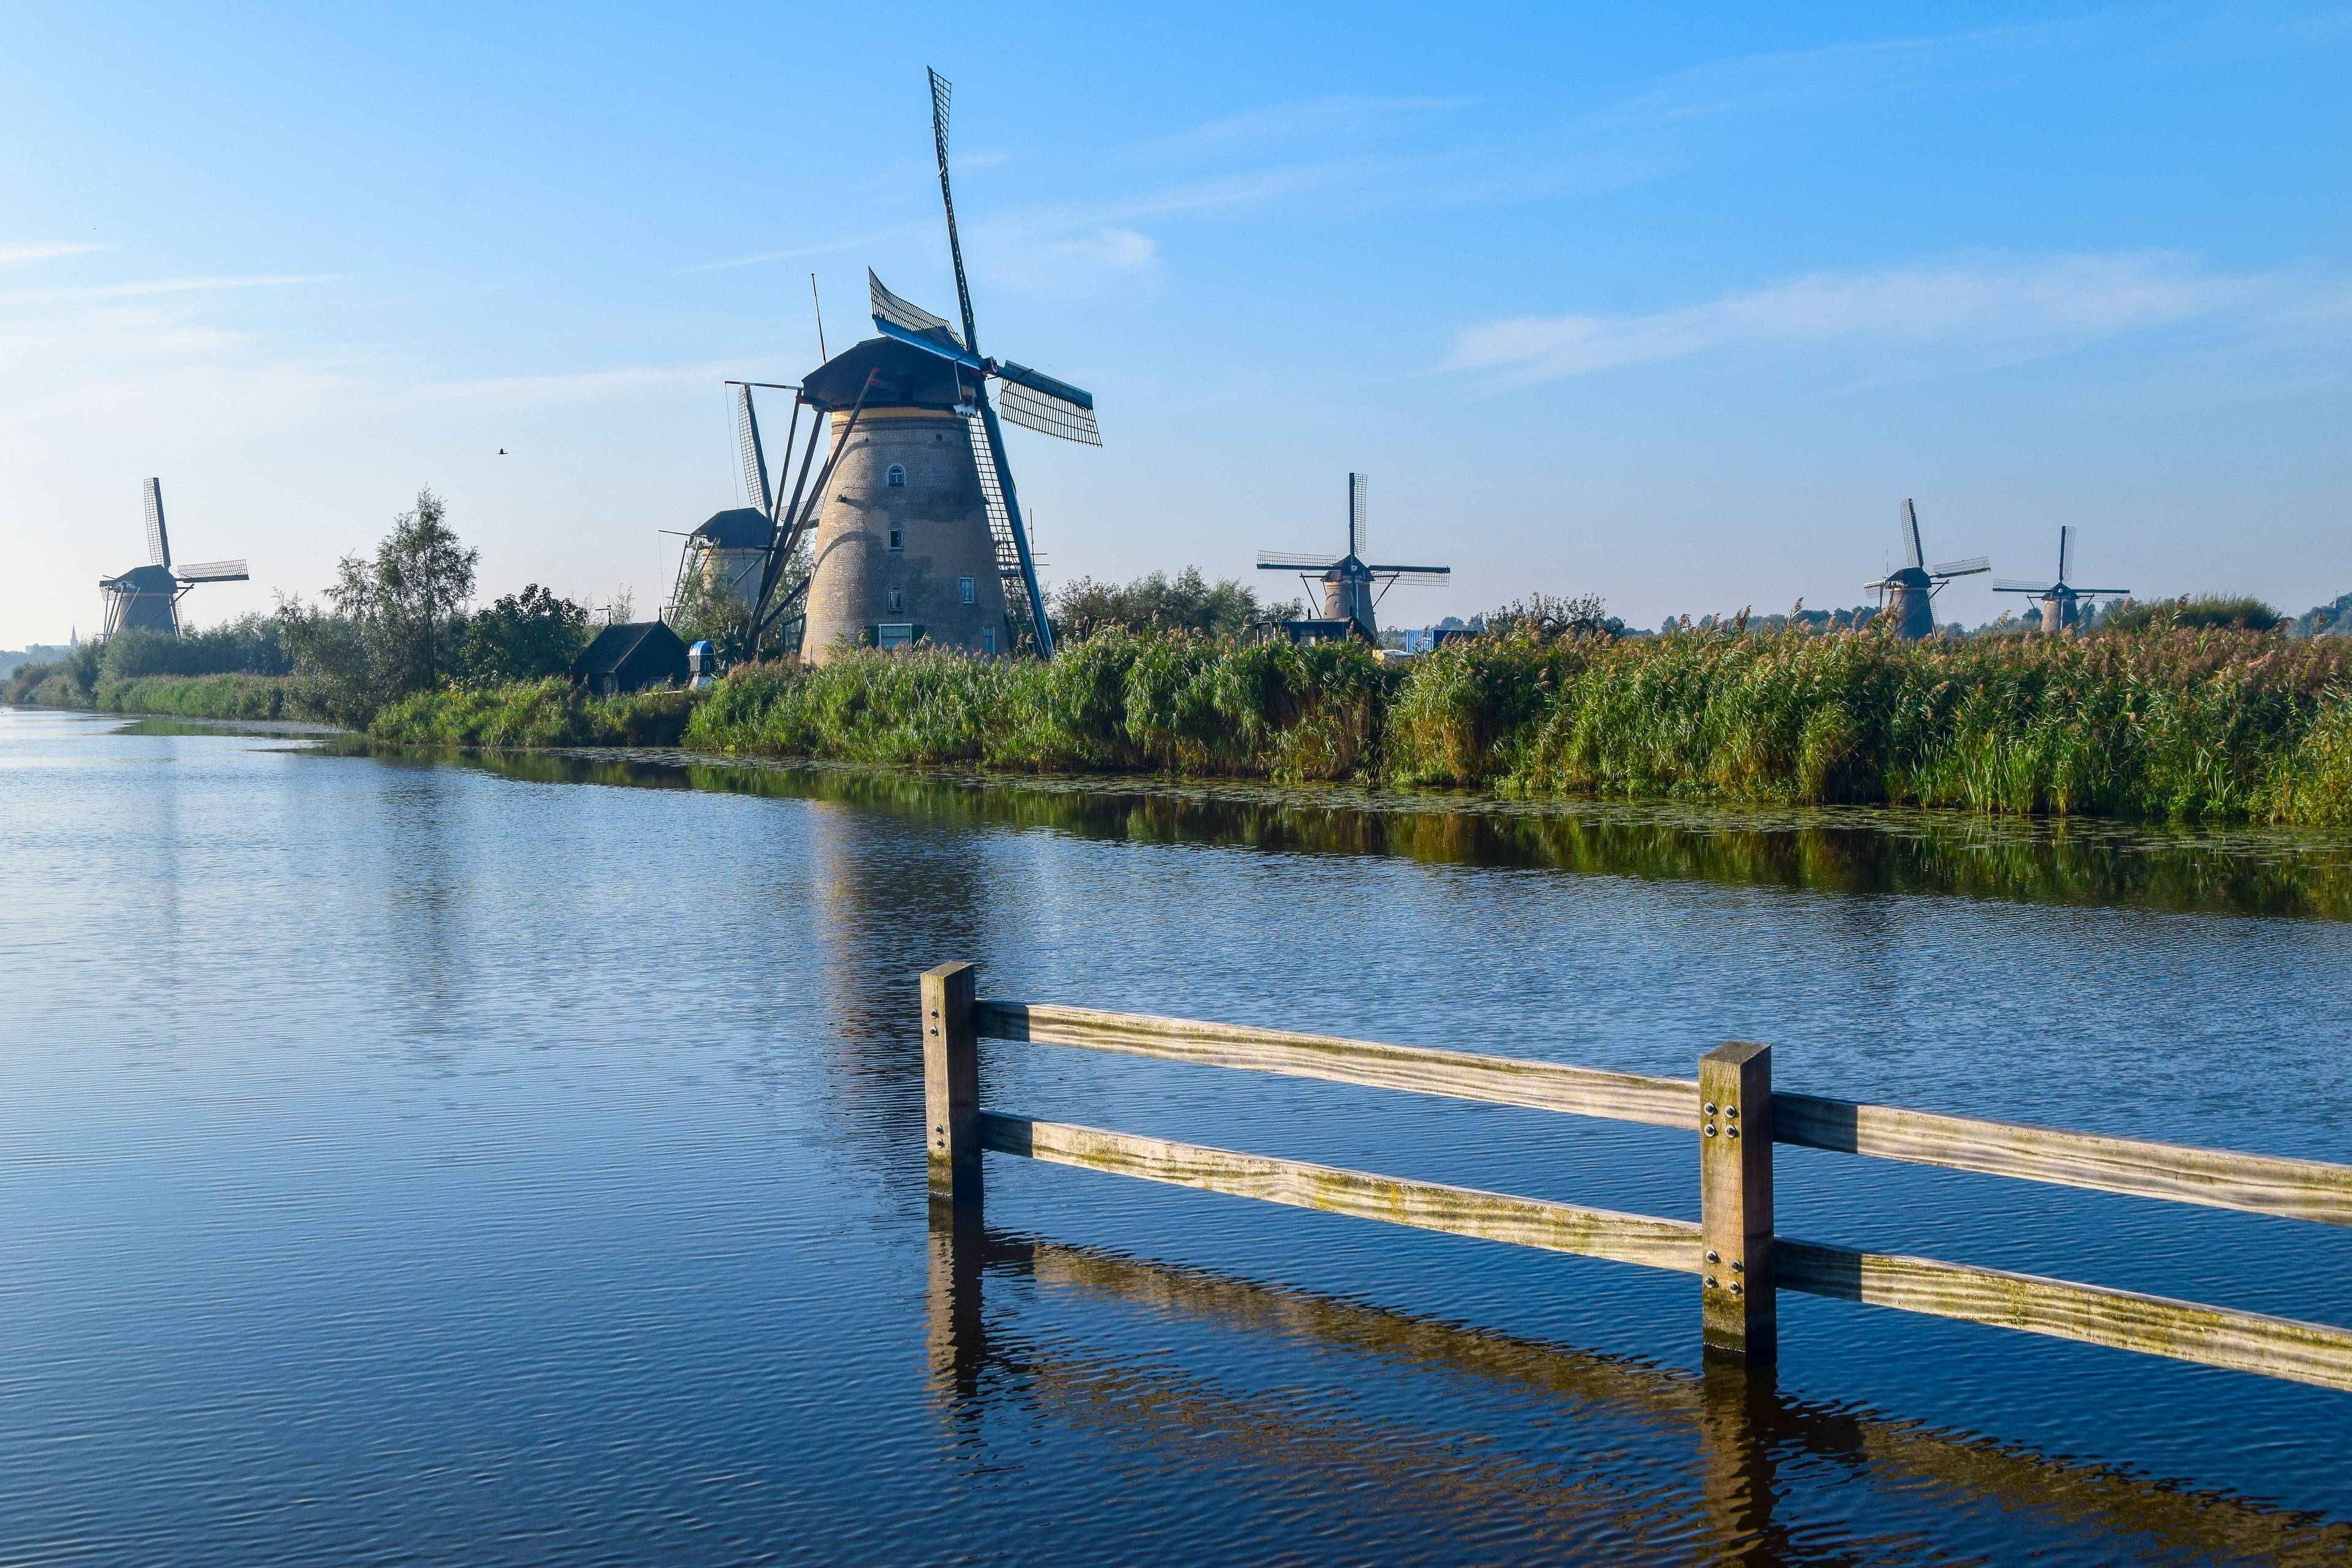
(437, 747, 2352, 922)
(927, 1211, 2352, 1564)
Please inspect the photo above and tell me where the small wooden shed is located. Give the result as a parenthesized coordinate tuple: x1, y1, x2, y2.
(571, 620, 690, 696)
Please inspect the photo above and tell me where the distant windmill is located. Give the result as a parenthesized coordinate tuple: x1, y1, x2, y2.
(1866, 499, 1988, 640)
(1992, 526, 2128, 635)
(1257, 473, 1449, 644)
(98, 480, 249, 636)
(667, 381, 818, 656)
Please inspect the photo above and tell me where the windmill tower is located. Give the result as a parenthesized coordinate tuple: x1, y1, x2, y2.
(1992, 526, 2128, 635)
(98, 480, 249, 636)
(1257, 474, 1449, 643)
(668, 383, 796, 650)
(797, 69, 1101, 664)
(1866, 499, 1988, 639)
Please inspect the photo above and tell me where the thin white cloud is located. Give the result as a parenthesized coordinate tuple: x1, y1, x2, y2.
(0, 241, 112, 266)
(0, 273, 339, 306)
(1445, 255, 2255, 387)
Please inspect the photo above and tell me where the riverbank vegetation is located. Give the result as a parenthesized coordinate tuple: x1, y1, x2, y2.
(12, 519, 2352, 825)
(673, 621, 2352, 826)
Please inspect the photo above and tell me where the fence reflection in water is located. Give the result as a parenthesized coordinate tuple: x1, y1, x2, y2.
(924, 1206, 2352, 1566)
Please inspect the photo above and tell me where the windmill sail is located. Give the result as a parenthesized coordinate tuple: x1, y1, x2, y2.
(1257, 550, 1340, 568)
(1900, 499, 1925, 571)
(2058, 526, 2074, 584)
(174, 559, 249, 582)
(929, 67, 981, 354)
(735, 385, 774, 518)
(145, 478, 170, 570)
(1349, 473, 1370, 559)
(997, 361, 1099, 445)
(869, 270, 966, 355)
(1930, 556, 1990, 578)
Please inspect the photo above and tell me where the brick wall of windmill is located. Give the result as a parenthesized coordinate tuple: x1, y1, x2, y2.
(801, 410, 1014, 664)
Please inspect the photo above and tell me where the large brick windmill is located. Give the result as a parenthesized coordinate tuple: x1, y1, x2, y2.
(99, 479, 249, 636)
(787, 69, 1101, 663)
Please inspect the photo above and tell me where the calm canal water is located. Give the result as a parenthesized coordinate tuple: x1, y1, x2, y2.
(5, 705, 2352, 1566)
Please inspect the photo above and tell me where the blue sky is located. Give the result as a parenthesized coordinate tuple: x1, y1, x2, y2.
(2, 2, 2347, 644)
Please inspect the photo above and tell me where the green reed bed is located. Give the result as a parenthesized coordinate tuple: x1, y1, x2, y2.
(35, 622, 2352, 825)
(1387, 627, 2352, 824)
(677, 626, 2352, 823)
(684, 631, 1391, 780)
(92, 673, 326, 723)
(368, 677, 698, 748)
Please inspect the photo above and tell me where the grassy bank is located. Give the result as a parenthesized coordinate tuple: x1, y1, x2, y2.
(93, 673, 327, 722)
(684, 627, 2352, 825)
(9, 668, 695, 747)
(368, 679, 698, 747)
(20, 624, 2352, 825)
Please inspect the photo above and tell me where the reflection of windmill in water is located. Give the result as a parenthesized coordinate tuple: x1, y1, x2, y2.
(1866, 500, 1987, 640)
(787, 69, 1100, 663)
(1257, 473, 1449, 643)
(1993, 526, 2128, 635)
(99, 480, 249, 636)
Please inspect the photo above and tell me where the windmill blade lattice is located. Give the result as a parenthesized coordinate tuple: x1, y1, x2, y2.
(174, 559, 249, 582)
(1901, 499, 1925, 571)
(735, 384, 774, 517)
(997, 361, 1100, 445)
(145, 479, 171, 570)
(870, 270, 967, 355)
(1930, 556, 1991, 579)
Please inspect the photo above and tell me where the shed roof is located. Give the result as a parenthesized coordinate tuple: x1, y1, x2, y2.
(574, 619, 687, 677)
(801, 336, 973, 414)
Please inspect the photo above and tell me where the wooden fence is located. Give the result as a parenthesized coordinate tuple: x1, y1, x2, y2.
(921, 963, 2352, 1391)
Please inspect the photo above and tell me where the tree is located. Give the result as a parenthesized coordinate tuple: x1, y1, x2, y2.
(462, 584, 590, 683)
(278, 488, 481, 721)
(375, 489, 479, 687)
(1482, 592, 1619, 639)
(1051, 567, 1292, 641)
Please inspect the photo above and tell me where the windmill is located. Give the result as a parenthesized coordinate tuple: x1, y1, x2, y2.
(98, 479, 249, 636)
(801, 67, 1098, 660)
(668, 382, 814, 657)
(1257, 473, 1449, 644)
(1866, 499, 1988, 640)
(1992, 526, 2128, 635)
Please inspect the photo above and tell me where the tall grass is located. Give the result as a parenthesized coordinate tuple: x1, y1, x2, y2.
(368, 679, 698, 747)
(687, 625, 2352, 824)
(39, 622, 2352, 827)
(684, 631, 1391, 780)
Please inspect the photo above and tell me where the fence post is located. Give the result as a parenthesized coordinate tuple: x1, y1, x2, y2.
(923, 962, 980, 1205)
(1700, 1041, 1776, 1362)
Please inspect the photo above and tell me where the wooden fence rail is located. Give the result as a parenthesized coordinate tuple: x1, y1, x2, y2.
(932, 968, 2352, 1392)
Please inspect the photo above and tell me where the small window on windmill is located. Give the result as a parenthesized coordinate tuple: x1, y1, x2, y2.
(886, 464, 906, 488)
(889, 525, 903, 551)
(983, 628, 996, 655)
(958, 576, 974, 605)
(888, 587, 904, 613)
